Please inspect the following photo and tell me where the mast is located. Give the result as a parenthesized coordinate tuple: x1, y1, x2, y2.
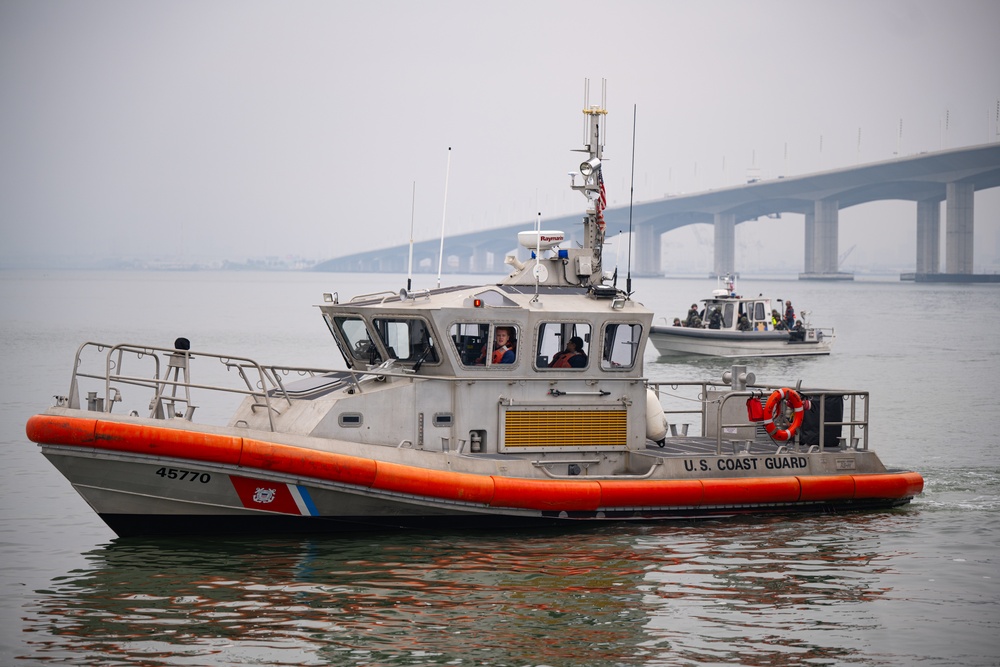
(499, 79, 611, 290)
(570, 79, 608, 286)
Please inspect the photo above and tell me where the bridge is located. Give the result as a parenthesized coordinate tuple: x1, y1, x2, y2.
(316, 142, 1000, 281)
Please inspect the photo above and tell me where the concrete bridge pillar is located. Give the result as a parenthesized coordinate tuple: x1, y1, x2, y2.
(814, 199, 839, 275)
(713, 213, 735, 277)
(803, 211, 816, 274)
(634, 223, 661, 276)
(916, 199, 941, 274)
(945, 182, 974, 274)
(472, 246, 490, 273)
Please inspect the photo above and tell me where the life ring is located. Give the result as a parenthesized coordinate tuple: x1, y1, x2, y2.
(763, 387, 804, 442)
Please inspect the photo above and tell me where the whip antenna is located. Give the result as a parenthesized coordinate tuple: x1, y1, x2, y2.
(407, 181, 415, 292)
(436, 147, 452, 288)
(626, 104, 636, 296)
(532, 210, 542, 302)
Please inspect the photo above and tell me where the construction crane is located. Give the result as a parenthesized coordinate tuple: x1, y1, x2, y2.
(839, 244, 857, 269)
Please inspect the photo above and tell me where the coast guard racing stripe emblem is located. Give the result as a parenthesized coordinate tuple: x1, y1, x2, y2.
(230, 475, 318, 515)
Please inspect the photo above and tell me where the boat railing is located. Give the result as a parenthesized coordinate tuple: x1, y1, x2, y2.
(61, 342, 380, 432)
(647, 380, 869, 454)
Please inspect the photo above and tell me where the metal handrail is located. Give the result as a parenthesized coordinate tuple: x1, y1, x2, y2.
(647, 380, 870, 454)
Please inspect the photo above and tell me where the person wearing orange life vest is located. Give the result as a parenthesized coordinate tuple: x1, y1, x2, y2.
(549, 336, 588, 368)
(476, 326, 517, 364)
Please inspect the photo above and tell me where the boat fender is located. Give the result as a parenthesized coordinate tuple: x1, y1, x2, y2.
(645, 389, 667, 444)
(762, 387, 804, 442)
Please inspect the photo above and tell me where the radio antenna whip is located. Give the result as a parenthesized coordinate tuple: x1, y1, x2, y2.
(407, 181, 415, 292)
(626, 104, 636, 296)
(436, 147, 452, 288)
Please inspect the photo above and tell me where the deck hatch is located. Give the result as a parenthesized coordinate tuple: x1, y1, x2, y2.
(500, 408, 627, 451)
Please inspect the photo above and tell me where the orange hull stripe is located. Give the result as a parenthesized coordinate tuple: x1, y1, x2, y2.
(702, 476, 803, 504)
(598, 479, 705, 507)
(27, 416, 925, 509)
(491, 477, 602, 511)
(92, 421, 243, 465)
(798, 475, 856, 501)
(241, 439, 378, 488)
(853, 472, 924, 499)
(373, 461, 496, 504)
(26, 414, 98, 447)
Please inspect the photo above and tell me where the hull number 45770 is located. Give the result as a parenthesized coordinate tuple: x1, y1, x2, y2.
(155, 467, 211, 483)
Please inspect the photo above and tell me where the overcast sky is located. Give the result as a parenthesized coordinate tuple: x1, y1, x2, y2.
(1, 0, 998, 272)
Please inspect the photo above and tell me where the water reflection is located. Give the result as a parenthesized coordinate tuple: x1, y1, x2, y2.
(24, 513, 918, 666)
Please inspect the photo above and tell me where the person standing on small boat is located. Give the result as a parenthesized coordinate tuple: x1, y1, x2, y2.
(784, 301, 795, 329)
(685, 304, 700, 327)
(477, 326, 517, 364)
(550, 336, 588, 368)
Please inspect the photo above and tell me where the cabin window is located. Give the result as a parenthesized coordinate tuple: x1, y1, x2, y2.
(535, 322, 591, 370)
(601, 323, 642, 370)
(753, 302, 766, 322)
(723, 303, 735, 328)
(372, 317, 439, 365)
(450, 323, 519, 366)
(332, 316, 381, 364)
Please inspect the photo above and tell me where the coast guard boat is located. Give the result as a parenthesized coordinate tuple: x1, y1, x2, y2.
(648, 276, 835, 358)
(26, 97, 921, 537)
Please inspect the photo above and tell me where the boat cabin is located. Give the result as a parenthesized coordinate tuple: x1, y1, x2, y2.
(309, 279, 656, 457)
(319, 284, 651, 379)
(701, 293, 777, 331)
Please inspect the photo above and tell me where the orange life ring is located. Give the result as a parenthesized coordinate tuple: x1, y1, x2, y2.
(763, 387, 804, 442)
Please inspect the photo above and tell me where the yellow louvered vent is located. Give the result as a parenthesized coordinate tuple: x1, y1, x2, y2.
(503, 409, 627, 449)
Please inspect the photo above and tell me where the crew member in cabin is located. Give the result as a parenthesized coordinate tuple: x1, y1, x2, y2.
(784, 301, 795, 329)
(737, 313, 752, 331)
(549, 336, 588, 368)
(708, 308, 723, 330)
(476, 326, 517, 364)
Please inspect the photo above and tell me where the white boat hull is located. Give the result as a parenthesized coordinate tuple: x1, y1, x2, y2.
(648, 326, 833, 358)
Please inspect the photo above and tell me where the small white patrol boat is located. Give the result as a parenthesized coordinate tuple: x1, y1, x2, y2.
(648, 276, 835, 358)
(26, 95, 917, 538)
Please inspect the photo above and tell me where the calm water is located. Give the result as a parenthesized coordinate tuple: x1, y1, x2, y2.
(1, 269, 998, 666)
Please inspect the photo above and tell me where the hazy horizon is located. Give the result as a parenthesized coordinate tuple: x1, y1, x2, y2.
(2, 0, 998, 274)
